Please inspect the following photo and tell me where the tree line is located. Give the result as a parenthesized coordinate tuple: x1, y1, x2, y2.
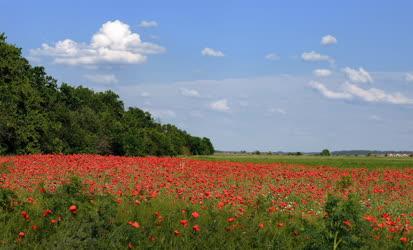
(0, 33, 214, 156)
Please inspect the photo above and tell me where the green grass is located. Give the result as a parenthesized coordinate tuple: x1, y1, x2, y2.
(1, 177, 411, 249)
(190, 153, 413, 169)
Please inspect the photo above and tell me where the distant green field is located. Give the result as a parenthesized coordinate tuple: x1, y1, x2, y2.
(191, 154, 413, 169)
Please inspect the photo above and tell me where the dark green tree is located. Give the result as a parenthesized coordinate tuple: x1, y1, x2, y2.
(0, 33, 214, 156)
(320, 149, 331, 156)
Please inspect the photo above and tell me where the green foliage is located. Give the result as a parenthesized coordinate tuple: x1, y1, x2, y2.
(0, 188, 16, 211)
(323, 194, 370, 249)
(0, 33, 214, 156)
(320, 149, 331, 156)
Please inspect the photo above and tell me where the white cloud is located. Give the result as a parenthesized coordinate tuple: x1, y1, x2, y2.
(269, 108, 286, 115)
(141, 92, 150, 97)
(139, 20, 158, 28)
(265, 53, 280, 60)
(369, 115, 382, 121)
(310, 81, 413, 105)
(342, 67, 373, 83)
(301, 51, 332, 62)
(313, 69, 332, 77)
(406, 73, 413, 82)
(201, 47, 225, 57)
(30, 20, 165, 65)
(84, 74, 118, 84)
(309, 81, 352, 99)
(343, 83, 413, 105)
(321, 35, 337, 45)
(180, 88, 200, 97)
(209, 99, 230, 112)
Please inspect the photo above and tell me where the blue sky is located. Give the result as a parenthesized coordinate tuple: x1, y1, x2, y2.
(1, 0, 413, 152)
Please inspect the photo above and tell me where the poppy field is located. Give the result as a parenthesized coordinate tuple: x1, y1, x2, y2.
(0, 154, 412, 249)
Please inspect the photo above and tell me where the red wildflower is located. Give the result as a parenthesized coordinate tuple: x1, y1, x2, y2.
(259, 223, 265, 229)
(343, 220, 352, 228)
(192, 211, 199, 219)
(69, 205, 77, 214)
(268, 206, 277, 213)
(217, 201, 225, 209)
(364, 215, 377, 223)
(227, 217, 236, 223)
(400, 237, 408, 244)
(43, 209, 52, 217)
(18, 232, 25, 238)
(128, 221, 140, 228)
(192, 225, 201, 232)
(21, 211, 30, 221)
(180, 220, 188, 227)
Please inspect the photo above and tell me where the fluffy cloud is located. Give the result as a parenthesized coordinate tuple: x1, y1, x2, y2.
(265, 53, 280, 60)
(201, 48, 225, 57)
(180, 88, 200, 97)
(141, 92, 150, 97)
(310, 81, 413, 105)
(309, 81, 352, 99)
(30, 20, 165, 65)
(301, 51, 332, 62)
(209, 99, 230, 112)
(269, 108, 286, 115)
(321, 35, 337, 45)
(343, 83, 413, 104)
(342, 67, 373, 83)
(84, 74, 118, 84)
(313, 69, 332, 77)
(406, 73, 413, 82)
(139, 20, 158, 28)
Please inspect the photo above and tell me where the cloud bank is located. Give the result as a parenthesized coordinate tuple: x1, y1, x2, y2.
(30, 20, 165, 65)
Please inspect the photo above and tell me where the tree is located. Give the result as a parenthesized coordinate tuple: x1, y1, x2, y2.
(320, 149, 331, 156)
(0, 33, 214, 156)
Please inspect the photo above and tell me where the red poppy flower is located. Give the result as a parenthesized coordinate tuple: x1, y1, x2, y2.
(192, 225, 201, 232)
(343, 220, 352, 227)
(128, 221, 140, 228)
(191, 211, 199, 219)
(69, 205, 77, 214)
(43, 209, 52, 217)
(180, 220, 188, 227)
(21, 211, 30, 221)
(227, 217, 235, 223)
